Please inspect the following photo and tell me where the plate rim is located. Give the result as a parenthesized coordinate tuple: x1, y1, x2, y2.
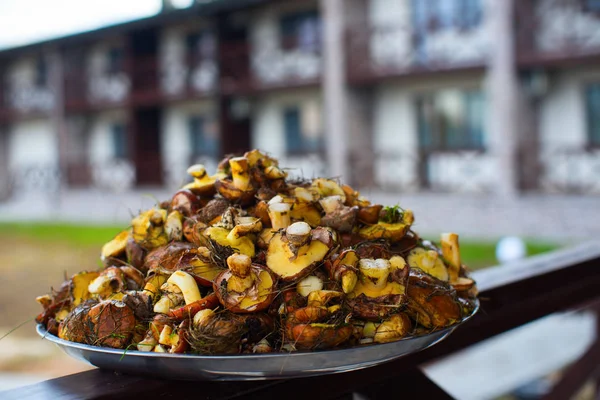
(36, 298, 479, 360)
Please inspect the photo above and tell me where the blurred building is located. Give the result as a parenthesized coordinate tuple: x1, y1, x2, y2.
(1, 0, 599, 200)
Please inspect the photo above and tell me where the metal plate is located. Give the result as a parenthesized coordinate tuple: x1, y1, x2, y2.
(37, 300, 478, 381)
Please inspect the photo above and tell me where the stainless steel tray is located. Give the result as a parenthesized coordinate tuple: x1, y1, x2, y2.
(36, 301, 478, 381)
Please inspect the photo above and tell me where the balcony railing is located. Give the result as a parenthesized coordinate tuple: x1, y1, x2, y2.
(539, 148, 600, 194)
(517, 0, 600, 66)
(346, 24, 488, 83)
(220, 40, 321, 95)
(160, 54, 218, 99)
(360, 149, 493, 193)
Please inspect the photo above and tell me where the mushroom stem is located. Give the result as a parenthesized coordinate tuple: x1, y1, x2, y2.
(294, 187, 316, 203)
(359, 259, 391, 290)
(165, 210, 183, 241)
(229, 157, 250, 191)
(264, 165, 287, 180)
(268, 202, 291, 231)
(187, 164, 208, 179)
(286, 222, 312, 248)
(193, 309, 215, 328)
(226, 253, 255, 292)
(227, 217, 263, 243)
(167, 271, 202, 305)
(441, 233, 461, 282)
(319, 195, 343, 214)
(227, 253, 252, 278)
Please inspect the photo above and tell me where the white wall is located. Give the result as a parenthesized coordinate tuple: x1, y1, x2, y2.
(161, 99, 218, 186)
(86, 40, 130, 104)
(251, 88, 326, 178)
(539, 70, 597, 151)
(8, 119, 57, 170)
(249, 0, 321, 85)
(367, 0, 490, 68)
(5, 54, 54, 113)
(538, 67, 600, 193)
(87, 109, 134, 190)
(159, 20, 217, 96)
(372, 73, 493, 191)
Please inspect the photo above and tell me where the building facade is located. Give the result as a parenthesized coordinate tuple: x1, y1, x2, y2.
(1, 0, 600, 201)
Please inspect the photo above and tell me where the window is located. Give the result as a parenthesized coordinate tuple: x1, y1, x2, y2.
(417, 89, 485, 151)
(188, 116, 219, 157)
(412, 0, 482, 62)
(111, 123, 128, 159)
(186, 30, 216, 63)
(583, 0, 600, 13)
(107, 47, 124, 75)
(279, 10, 321, 52)
(585, 83, 600, 147)
(412, 0, 481, 32)
(284, 106, 323, 154)
(35, 56, 47, 87)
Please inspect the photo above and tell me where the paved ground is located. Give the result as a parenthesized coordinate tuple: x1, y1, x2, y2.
(423, 311, 596, 400)
(0, 187, 597, 241)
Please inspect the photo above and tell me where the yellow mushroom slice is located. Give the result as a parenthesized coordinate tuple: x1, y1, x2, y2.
(407, 248, 449, 282)
(297, 275, 324, 297)
(165, 210, 183, 241)
(101, 230, 131, 260)
(167, 271, 202, 305)
(266, 225, 335, 282)
(373, 314, 412, 344)
(183, 164, 218, 196)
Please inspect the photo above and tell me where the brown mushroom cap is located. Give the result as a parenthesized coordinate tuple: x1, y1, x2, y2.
(266, 226, 336, 282)
(144, 242, 196, 273)
(213, 264, 275, 313)
(288, 323, 353, 350)
(87, 300, 136, 348)
(405, 269, 462, 328)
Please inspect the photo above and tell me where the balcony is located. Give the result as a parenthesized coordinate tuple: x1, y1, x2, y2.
(160, 53, 218, 100)
(0, 83, 55, 120)
(517, 0, 600, 67)
(220, 39, 321, 95)
(538, 147, 600, 194)
(64, 49, 130, 112)
(346, 23, 488, 84)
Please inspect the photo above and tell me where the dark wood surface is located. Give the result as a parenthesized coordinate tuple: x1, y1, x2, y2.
(3, 243, 599, 400)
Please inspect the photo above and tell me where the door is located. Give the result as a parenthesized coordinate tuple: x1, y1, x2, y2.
(132, 107, 163, 185)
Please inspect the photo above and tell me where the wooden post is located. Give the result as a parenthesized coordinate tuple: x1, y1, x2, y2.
(0, 123, 10, 201)
(488, 0, 519, 197)
(49, 48, 68, 192)
(321, 0, 349, 180)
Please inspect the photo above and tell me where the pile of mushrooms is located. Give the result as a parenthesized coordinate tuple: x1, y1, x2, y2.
(36, 150, 477, 353)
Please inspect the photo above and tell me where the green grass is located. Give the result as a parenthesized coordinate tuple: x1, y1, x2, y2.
(0, 222, 560, 270)
(0, 222, 124, 247)
(456, 241, 559, 271)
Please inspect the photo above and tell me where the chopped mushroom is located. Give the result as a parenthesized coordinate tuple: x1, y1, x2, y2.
(215, 157, 256, 205)
(183, 164, 218, 197)
(358, 208, 414, 242)
(266, 224, 336, 281)
(36, 149, 478, 354)
(213, 253, 275, 313)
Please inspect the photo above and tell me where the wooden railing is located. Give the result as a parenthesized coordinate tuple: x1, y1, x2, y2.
(2, 242, 600, 399)
(516, 0, 600, 67)
(346, 24, 487, 84)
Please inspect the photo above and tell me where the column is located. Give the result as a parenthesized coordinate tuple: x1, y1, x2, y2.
(320, 0, 349, 180)
(49, 48, 68, 190)
(488, 0, 519, 197)
(0, 125, 10, 201)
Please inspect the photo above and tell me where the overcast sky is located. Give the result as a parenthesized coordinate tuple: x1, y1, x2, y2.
(0, 0, 172, 50)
